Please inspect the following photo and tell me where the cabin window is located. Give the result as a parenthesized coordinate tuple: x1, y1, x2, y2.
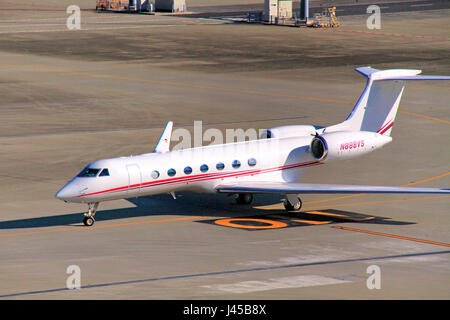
(216, 162, 225, 170)
(77, 168, 100, 177)
(167, 168, 176, 177)
(232, 160, 241, 169)
(99, 168, 110, 176)
(151, 170, 160, 179)
(184, 166, 192, 175)
(200, 164, 209, 173)
(248, 158, 257, 166)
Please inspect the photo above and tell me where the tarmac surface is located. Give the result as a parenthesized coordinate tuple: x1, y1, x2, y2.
(0, 1, 449, 299)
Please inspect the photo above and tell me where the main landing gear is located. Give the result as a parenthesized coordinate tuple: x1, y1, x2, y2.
(283, 194, 302, 211)
(83, 202, 99, 226)
(234, 193, 302, 211)
(234, 193, 253, 205)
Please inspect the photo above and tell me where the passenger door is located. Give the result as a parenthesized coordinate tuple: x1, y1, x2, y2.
(126, 164, 142, 195)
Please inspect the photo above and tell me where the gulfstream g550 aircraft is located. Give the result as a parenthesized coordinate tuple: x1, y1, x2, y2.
(56, 67, 450, 226)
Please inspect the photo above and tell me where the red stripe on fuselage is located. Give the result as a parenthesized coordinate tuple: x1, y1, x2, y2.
(77, 160, 321, 198)
(164, 161, 322, 188)
(76, 170, 224, 197)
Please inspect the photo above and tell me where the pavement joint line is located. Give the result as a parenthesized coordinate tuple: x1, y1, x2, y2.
(1, 250, 448, 298)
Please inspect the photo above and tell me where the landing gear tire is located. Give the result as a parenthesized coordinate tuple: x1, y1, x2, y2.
(235, 193, 253, 205)
(82, 202, 99, 227)
(83, 216, 95, 227)
(283, 197, 302, 211)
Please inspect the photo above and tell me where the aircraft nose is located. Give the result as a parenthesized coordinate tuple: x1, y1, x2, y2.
(56, 185, 76, 201)
(56, 182, 85, 201)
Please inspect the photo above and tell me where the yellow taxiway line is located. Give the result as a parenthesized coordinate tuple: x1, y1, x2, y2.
(333, 226, 450, 247)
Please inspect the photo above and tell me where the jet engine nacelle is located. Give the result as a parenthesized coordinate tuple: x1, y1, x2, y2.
(310, 131, 392, 161)
(260, 125, 317, 139)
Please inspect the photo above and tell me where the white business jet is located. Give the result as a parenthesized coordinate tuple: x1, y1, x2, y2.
(56, 67, 450, 226)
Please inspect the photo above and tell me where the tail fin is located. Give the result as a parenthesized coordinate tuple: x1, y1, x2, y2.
(327, 67, 450, 136)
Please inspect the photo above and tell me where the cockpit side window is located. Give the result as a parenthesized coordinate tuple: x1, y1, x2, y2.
(99, 168, 110, 177)
(78, 168, 100, 177)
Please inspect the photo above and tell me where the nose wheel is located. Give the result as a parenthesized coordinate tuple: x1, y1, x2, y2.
(83, 216, 95, 227)
(83, 202, 99, 226)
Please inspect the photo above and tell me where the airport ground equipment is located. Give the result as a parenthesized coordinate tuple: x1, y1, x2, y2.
(309, 7, 340, 27)
(96, 0, 154, 12)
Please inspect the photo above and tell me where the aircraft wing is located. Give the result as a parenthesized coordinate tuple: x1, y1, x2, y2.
(216, 182, 450, 194)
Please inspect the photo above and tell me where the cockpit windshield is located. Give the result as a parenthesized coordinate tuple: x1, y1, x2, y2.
(77, 168, 101, 177)
(99, 168, 110, 176)
(77, 167, 110, 178)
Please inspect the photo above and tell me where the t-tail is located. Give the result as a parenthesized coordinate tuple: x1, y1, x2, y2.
(327, 67, 450, 136)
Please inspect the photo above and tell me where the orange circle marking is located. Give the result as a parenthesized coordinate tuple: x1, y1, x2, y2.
(215, 218, 287, 229)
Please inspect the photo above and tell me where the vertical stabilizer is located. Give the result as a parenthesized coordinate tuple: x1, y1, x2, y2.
(326, 67, 450, 136)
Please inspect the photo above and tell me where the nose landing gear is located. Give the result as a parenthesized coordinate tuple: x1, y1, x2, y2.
(83, 202, 99, 226)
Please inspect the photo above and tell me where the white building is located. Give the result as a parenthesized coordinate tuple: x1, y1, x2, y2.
(264, 0, 293, 22)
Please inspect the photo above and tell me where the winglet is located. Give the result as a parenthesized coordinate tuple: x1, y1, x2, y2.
(154, 121, 173, 153)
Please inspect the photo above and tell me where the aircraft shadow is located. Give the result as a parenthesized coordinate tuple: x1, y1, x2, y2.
(0, 192, 414, 230)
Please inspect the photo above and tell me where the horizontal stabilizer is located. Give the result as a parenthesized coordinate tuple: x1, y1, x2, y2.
(377, 75, 450, 81)
(216, 182, 450, 195)
(355, 67, 450, 81)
